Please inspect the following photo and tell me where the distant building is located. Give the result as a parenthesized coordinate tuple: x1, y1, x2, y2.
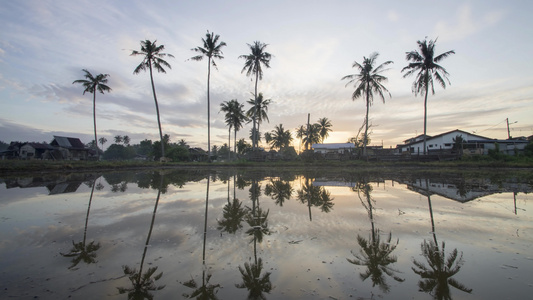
(397, 129, 529, 156)
(50, 136, 89, 160)
(19, 142, 55, 160)
(311, 143, 356, 154)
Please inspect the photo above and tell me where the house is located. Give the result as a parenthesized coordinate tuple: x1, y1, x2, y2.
(397, 129, 529, 155)
(19, 142, 55, 160)
(0, 142, 23, 159)
(312, 143, 356, 154)
(50, 136, 89, 160)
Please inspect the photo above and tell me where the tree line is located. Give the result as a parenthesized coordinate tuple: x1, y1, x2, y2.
(74, 32, 456, 161)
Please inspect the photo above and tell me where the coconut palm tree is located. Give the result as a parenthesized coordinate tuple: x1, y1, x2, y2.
(220, 99, 247, 159)
(402, 38, 455, 155)
(239, 41, 272, 150)
(264, 178, 293, 207)
(317, 117, 333, 143)
(131, 40, 174, 158)
(302, 123, 321, 150)
(246, 92, 271, 147)
(191, 31, 227, 162)
(73, 69, 111, 158)
(98, 137, 107, 151)
(295, 125, 307, 152)
(268, 124, 293, 150)
(342, 52, 392, 156)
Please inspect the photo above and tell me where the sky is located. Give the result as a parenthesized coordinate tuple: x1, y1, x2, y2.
(1, 0, 532, 150)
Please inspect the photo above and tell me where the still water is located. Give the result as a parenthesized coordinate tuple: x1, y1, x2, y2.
(0, 169, 532, 299)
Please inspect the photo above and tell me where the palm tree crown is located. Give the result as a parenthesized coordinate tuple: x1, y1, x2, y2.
(342, 52, 392, 156)
(220, 99, 247, 159)
(191, 31, 227, 162)
(239, 41, 272, 150)
(247, 92, 271, 144)
(402, 38, 455, 155)
(269, 124, 293, 150)
(73, 69, 111, 156)
(317, 117, 332, 143)
(131, 40, 174, 158)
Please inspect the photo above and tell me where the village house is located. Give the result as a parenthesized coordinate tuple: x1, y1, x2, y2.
(397, 129, 529, 156)
(50, 136, 90, 160)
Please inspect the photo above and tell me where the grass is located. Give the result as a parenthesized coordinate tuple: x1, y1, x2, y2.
(1, 157, 532, 176)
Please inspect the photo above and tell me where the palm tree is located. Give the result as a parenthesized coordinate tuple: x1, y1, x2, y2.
(295, 125, 307, 152)
(236, 257, 273, 299)
(317, 117, 333, 143)
(239, 41, 272, 150)
(98, 137, 107, 151)
(342, 52, 392, 156)
(221, 99, 247, 159)
(302, 123, 321, 150)
(269, 124, 293, 150)
(246, 92, 271, 147)
(191, 31, 227, 162)
(264, 179, 293, 207)
(402, 38, 455, 155)
(131, 40, 174, 158)
(73, 69, 111, 157)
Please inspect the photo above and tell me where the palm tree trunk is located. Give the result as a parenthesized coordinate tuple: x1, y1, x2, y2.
(92, 90, 99, 160)
(363, 86, 370, 157)
(423, 75, 429, 155)
(149, 63, 165, 158)
(207, 59, 212, 162)
(228, 127, 231, 160)
(234, 128, 237, 158)
(253, 71, 259, 150)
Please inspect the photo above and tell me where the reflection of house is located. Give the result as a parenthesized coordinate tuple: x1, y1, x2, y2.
(402, 178, 532, 202)
(50, 136, 89, 160)
(397, 129, 529, 155)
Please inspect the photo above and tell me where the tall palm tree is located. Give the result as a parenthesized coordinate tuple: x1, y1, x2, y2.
(295, 125, 307, 152)
(131, 40, 174, 158)
(246, 92, 271, 147)
(402, 38, 455, 154)
(191, 31, 227, 162)
(73, 69, 111, 157)
(342, 52, 392, 156)
(239, 41, 272, 150)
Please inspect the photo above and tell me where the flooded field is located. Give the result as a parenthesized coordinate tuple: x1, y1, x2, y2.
(1, 169, 532, 299)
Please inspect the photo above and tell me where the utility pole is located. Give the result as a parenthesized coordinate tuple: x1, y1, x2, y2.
(507, 118, 511, 139)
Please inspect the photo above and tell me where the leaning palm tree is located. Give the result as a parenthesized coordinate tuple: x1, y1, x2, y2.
(342, 52, 392, 156)
(73, 69, 111, 158)
(131, 40, 174, 158)
(191, 31, 227, 162)
(402, 38, 455, 155)
(317, 117, 333, 143)
(239, 41, 272, 150)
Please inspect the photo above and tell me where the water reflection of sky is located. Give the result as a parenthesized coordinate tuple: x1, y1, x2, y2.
(0, 171, 531, 299)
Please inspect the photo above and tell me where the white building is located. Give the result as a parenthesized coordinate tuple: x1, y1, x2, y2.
(311, 143, 355, 154)
(397, 129, 529, 155)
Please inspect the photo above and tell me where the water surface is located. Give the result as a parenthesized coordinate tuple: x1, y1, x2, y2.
(1, 169, 532, 299)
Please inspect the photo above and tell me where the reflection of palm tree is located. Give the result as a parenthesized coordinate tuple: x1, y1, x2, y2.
(61, 178, 101, 269)
(236, 257, 273, 300)
(297, 178, 334, 221)
(412, 240, 471, 299)
(183, 174, 221, 299)
(218, 174, 246, 234)
(412, 179, 471, 299)
(347, 181, 404, 292)
(264, 178, 293, 207)
(117, 174, 165, 298)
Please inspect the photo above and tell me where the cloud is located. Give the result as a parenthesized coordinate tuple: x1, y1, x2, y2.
(434, 4, 505, 42)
